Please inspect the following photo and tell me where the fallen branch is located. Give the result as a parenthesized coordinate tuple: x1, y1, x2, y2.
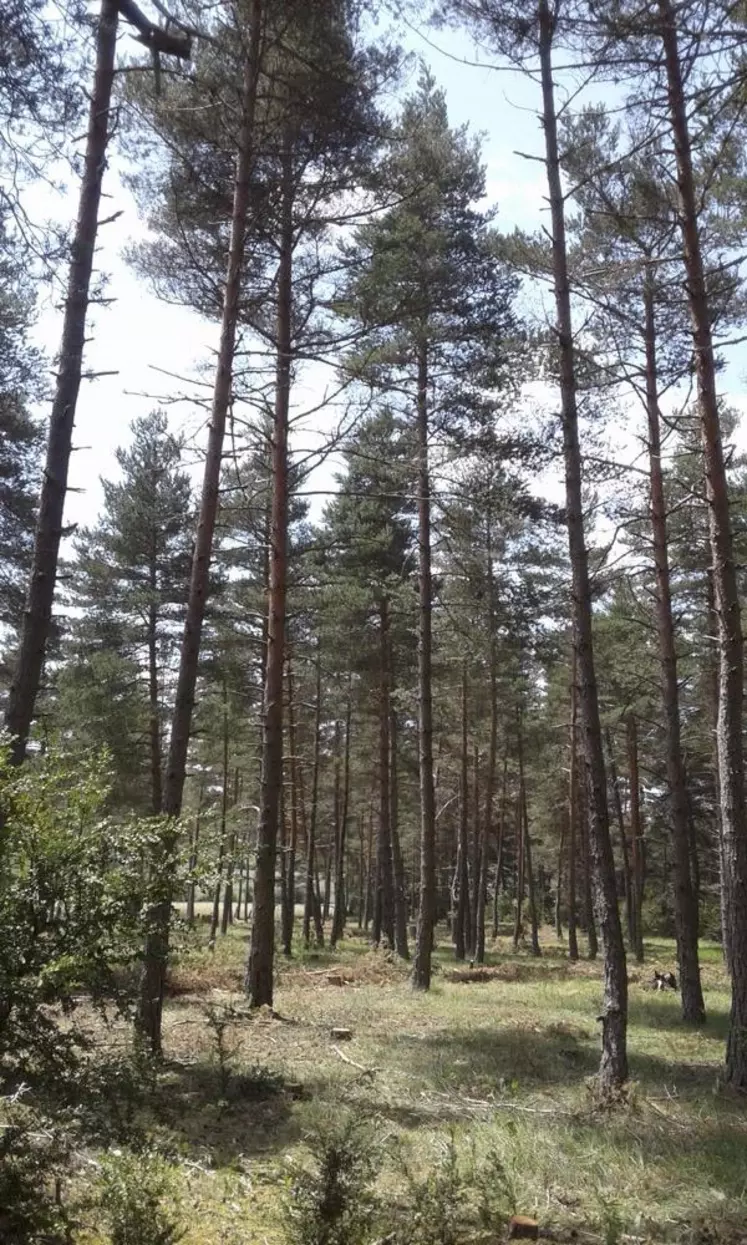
(331, 1045, 379, 1079)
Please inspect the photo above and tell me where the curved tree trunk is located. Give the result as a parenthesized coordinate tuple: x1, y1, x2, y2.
(538, 0, 627, 1090)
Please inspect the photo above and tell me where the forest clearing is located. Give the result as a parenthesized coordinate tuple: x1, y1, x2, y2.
(18, 921, 742, 1245)
(4, 0, 747, 1239)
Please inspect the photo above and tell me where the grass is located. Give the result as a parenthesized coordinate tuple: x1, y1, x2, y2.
(70, 923, 746, 1244)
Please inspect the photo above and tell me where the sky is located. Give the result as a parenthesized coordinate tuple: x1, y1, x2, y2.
(28, 5, 747, 534)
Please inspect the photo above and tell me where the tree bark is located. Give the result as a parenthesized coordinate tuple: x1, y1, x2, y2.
(185, 779, 205, 927)
(538, 0, 627, 1090)
(5, 0, 119, 764)
(642, 271, 704, 1021)
(606, 728, 635, 954)
(413, 341, 437, 989)
(147, 586, 163, 816)
(455, 661, 471, 960)
(303, 644, 325, 948)
(331, 683, 352, 946)
(580, 797, 598, 960)
(374, 599, 395, 948)
(626, 714, 645, 964)
(390, 708, 410, 959)
(512, 792, 524, 951)
(568, 654, 579, 963)
(658, 0, 747, 1082)
(210, 685, 231, 949)
(555, 815, 565, 941)
(282, 657, 299, 955)
(136, 3, 263, 1050)
(222, 768, 240, 935)
(245, 123, 292, 1006)
(493, 752, 508, 940)
(518, 714, 540, 957)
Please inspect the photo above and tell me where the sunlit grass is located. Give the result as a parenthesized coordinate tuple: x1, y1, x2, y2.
(74, 923, 744, 1243)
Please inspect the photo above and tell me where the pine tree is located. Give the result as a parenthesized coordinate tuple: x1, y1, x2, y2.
(342, 70, 519, 990)
(64, 411, 192, 815)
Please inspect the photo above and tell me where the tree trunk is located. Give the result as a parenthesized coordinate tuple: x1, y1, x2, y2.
(136, 3, 263, 1051)
(658, 0, 747, 1080)
(331, 684, 352, 947)
(390, 708, 410, 959)
(374, 599, 395, 948)
(555, 816, 565, 941)
(186, 779, 205, 927)
(512, 792, 524, 951)
(538, 0, 627, 1090)
(210, 686, 231, 949)
(363, 803, 374, 931)
(642, 274, 704, 1019)
(147, 589, 163, 816)
(605, 728, 634, 952)
(705, 565, 731, 972)
(245, 125, 292, 1007)
(580, 798, 598, 960)
(626, 715, 645, 964)
(493, 752, 508, 940)
(413, 341, 437, 990)
(568, 655, 579, 963)
(5, 0, 119, 763)
(455, 661, 471, 960)
(282, 657, 299, 956)
(518, 714, 540, 957)
(303, 645, 325, 948)
(222, 768, 240, 935)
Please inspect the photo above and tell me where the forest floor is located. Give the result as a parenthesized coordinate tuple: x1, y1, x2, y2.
(73, 925, 745, 1245)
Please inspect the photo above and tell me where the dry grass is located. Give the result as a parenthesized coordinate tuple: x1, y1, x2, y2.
(68, 923, 746, 1244)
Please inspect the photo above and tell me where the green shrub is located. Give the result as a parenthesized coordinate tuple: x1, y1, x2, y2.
(0, 742, 181, 1092)
(394, 1131, 516, 1245)
(97, 1147, 184, 1245)
(0, 1097, 72, 1244)
(283, 1114, 379, 1245)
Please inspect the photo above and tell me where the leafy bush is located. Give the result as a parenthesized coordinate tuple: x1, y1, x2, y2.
(97, 1147, 184, 1245)
(0, 742, 182, 1091)
(283, 1114, 379, 1245)
(0, 1095, 72, 1244)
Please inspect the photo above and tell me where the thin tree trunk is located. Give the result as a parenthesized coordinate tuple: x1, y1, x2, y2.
(413, 342, 437, 990)
(210, 686, 231, 949)
(512, 792, 525, 951)
(567, 654, 579, 963)
(606, 728, 634, 953)
(626, 715, 645, 964)
(705, 565, 731, 972)
(363, 803, 374, 931)
(245, 123, 292, 1006)
(283, 657, 300, 956)
(303, 644, 325, 948)
(186, 780, 205, 927)
(555, 816, 565, 941)
(518, 715, 540, 957)
(374, 599, 395, 948)
(222, 768, 240, 935)
(147, 591, 163, 816)
(5, 0, 119, 763)
(643, 270, 704, 1022)
(538, 0, 627, 1089)
(137, 4, 262, 1051)
(455, 661, 471, 960)
(471, 744, 482, 957)
(390, 708, 410, 959)
(580, 797, 598, 960)
(659, 0, 746, 1082)
(331, 683, 352, 947)
(493, 752, 508, 940)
